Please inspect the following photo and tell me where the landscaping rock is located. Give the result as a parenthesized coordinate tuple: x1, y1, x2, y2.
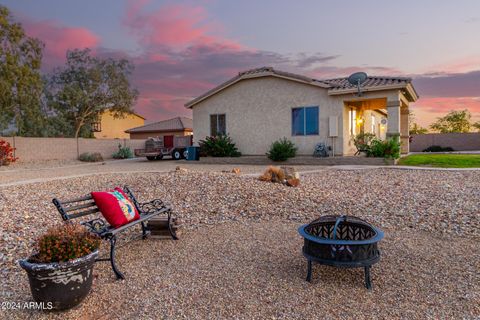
(0, 168, 479, 319)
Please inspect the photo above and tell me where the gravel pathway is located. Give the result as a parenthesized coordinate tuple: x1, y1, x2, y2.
(0, 169, 478, 319)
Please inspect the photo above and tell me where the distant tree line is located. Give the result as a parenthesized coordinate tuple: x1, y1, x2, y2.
(410, 110, 480, 135)
(0, 5, 138, 138)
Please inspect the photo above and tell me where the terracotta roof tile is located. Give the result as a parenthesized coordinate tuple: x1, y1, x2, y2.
(185, 67, 416, 108)
(323, 76, 412, 91)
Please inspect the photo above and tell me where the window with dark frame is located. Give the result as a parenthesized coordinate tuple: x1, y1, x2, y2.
(292, 106, 319, 136)
(91, 121, 101, 132)
(210, 114, 226, 136)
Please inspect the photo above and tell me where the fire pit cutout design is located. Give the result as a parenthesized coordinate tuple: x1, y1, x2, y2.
(298, 215, 384, 289)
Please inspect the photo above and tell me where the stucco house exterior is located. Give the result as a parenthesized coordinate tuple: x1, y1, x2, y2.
(185, 67, 419, 156)
(93, 110, 145, 139)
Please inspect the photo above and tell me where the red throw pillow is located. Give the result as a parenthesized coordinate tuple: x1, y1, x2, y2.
(91, 187, 140, 228)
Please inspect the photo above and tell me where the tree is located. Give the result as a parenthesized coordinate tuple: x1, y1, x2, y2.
(409, 123, 428, 135)
(408, 111, 428, 134)
(0, 5, 45, 136)
(46, 48, 138, 138)
(430, 110, 472, 133)
(473, 121, 480, 132)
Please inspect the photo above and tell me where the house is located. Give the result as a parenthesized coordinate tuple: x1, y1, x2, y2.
(185, 67, 419, 155)
(93, 110, 145, 139)
(125, 116, 193, 140)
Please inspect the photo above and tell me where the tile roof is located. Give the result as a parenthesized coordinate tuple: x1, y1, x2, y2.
(238, 67, 331, 87)
(185, 67, 417, 108)
(126, 117, 192, 133)
(323, 76, 412, 91)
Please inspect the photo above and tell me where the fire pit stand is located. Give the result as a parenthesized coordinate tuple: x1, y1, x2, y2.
(298, 215, 384, 289)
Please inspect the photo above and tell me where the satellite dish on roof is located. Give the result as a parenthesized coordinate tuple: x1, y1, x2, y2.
(347, 72, 368, 96)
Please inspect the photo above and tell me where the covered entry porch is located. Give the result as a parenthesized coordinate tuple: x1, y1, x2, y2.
(325, 75, 419, 156)
(343, 96, 410, 155)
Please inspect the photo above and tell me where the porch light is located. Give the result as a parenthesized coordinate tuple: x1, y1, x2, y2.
(356, 118, 363, 124)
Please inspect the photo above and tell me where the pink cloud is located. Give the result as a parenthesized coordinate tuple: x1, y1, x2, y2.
(123, 0, 242, 51)
(423, 56, 480, 74)
(21, 19, 99, 69)
(411, 97, 480, 127)
(413, 97, 480, 114)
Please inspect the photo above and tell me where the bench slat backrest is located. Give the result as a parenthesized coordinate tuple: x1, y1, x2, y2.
(53, 186, 140, 222)
(53, 195, 100, 221)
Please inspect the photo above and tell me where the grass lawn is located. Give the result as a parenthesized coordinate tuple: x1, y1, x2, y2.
(398, 154, 480, 168)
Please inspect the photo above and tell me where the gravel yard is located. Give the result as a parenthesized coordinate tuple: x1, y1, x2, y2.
(0, 168, 479, 319)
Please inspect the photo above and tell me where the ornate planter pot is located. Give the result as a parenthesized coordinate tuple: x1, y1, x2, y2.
(19, 250, 98, 310)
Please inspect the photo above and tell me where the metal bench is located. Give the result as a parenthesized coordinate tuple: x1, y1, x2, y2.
(52, 186, 178, 279)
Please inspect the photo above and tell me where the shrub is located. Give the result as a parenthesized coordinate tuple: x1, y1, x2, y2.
(112, 144, 134, 159)
(0, 139, 18, 166)
(423, 145, 454, 152)
(78, 152, 103, 162)
(353, 133, 376, 154)
(267, 137, 297, 161)
(367, 138, 401, 159)
(199, 134, 241, 157)
(33, 223, 100, 263)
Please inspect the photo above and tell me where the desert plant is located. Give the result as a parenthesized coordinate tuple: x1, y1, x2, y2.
(353, 132, 376, 155)
(423, 145, 454, 152)
(259, 166, 286, 182)
(259, 166, 300, 187)
(33, 223, 100, 263)
(267, 137, 297, 161)
(112, 144, 133, 159)
(199, 134, 241, 157)
(367, 138, 400, 159)
(0, 139, 18, 166)
(78, 152, 103, 162)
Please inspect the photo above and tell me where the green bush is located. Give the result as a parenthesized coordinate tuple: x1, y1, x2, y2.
(423, 145, 454, 152)
(112, 144, 134, 159)
(78, 152, 103, 162)
(199, 134, 241, 157)
(367, 138, 400, 159)
(267, 137, 297, 161)
(353, 132, 376, 154)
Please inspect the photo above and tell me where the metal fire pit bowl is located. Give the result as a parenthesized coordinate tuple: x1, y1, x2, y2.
(298, 215, 384, 289)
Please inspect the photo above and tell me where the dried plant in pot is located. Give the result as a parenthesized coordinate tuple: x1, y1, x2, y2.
(19, 223, 101, 310)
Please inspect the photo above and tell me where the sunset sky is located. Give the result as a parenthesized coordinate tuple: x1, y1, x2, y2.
(3, 0, 480, 127)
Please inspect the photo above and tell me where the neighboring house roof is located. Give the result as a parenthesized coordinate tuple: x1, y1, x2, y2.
(185, 67, 419, 108)
(125, 117, 192, 133)
(101, 109, 146, 120)
(131, 112, 146, 120)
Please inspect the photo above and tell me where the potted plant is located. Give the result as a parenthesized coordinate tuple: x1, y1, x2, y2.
(19, 223, 100, 310)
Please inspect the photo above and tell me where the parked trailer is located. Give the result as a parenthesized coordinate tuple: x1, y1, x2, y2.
(135, 136, 192, 161)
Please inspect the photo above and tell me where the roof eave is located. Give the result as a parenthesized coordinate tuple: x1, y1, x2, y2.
(405, 83, 419, 102)
(185, 73, 329, 109)
(125, 128, 192, 134)
(327, 84, 409, 96)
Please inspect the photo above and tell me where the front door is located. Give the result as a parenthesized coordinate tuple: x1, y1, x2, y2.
(163, 135, 174, 148)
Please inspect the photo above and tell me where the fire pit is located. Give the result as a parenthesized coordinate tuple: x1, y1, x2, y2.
(298, 215, 384, 289)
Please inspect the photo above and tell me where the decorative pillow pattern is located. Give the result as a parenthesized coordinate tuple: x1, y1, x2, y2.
(91, 187, 140, 228)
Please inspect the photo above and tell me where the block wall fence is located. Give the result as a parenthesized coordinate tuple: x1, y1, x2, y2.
(410, 133, 480, 152)
(0, 137, 147, 162)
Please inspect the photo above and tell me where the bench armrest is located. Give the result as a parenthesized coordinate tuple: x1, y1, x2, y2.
(138, 199, 170, 216)
(82, 218, 109, 236)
